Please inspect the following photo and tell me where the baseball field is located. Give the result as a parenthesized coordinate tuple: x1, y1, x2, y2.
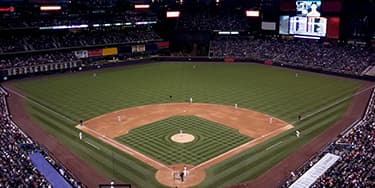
(6, 62, 362, 187)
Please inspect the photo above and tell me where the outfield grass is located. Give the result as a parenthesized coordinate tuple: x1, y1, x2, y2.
(9, 62, 361, 187)
(116, 116, 251, 165)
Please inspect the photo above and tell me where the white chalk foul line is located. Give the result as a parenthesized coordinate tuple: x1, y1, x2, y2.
(4, 86, 77, 124)
(84, 140, 101, 150)
(265, 141, 283, 151)
(290, 85, 374, 124)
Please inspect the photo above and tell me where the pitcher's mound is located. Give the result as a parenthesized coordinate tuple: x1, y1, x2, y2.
(171, 133, 195, 143)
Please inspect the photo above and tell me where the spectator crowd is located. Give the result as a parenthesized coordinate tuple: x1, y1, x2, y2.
(0, 27, 161, 54)
(0, 52, 81, 69)
(284, 89, 375, 187)
(0, 88, 82, 187)
(177, 12, 249, 31)
(0, 1, 158, 29)
(209, 36, 375, 76)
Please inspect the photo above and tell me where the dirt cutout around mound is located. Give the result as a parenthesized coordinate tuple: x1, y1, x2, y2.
(77, 103, 293, 187)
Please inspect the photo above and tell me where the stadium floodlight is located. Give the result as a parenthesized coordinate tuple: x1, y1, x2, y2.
(218, 31, 230, 35)
(134, 4, 150, 9)
(40, 6, 61, 11)
(166, 11, 180, 18)
(246, 10, 260, 17)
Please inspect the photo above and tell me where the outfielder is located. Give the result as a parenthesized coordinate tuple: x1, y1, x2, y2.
(295, 130, 300, 138)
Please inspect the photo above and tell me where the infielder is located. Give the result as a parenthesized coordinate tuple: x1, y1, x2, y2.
(183, 165, 188, 177)
(269, 117, 273, 125)
(189, 97, 193, 103)
(117, 115, 122, 123)
(79, 132, 82, 140)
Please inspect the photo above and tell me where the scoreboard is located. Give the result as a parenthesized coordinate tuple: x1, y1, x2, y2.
(289, 16, 327, 37)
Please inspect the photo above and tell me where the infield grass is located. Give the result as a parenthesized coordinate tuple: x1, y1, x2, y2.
(8, 62, 362, 187)
(116, 115, 251, 165)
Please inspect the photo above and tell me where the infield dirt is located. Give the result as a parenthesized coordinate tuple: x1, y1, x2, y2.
(77, 103, 293, 187)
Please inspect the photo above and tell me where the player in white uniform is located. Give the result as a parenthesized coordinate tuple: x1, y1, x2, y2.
(296, 130, 300, 138)
(183, 165, 188, 177)
(117, 115, 122, 123)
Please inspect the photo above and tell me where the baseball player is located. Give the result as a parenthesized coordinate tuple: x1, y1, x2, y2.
(183, 165, 188, 177)
(180, 172, 184, 182)
(117, 115, 122, 124)
(296, 130, 300, 138)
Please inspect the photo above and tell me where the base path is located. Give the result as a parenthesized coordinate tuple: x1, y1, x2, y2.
(78, 103, 293, 187)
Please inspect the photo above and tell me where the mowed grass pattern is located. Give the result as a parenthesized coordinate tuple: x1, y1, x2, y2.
(116, 116, 251, 165)
(9, 62, 362, 187)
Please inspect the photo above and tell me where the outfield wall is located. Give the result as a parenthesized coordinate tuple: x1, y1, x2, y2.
(2, 56, 374, 81)
(154, 56, 375, 81)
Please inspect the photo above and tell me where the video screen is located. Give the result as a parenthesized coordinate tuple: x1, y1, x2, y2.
(279, 15, 290, 35)
(289, 16, 327, 37)
(296, 0, 321, 17)
(262, 22, 276, 31)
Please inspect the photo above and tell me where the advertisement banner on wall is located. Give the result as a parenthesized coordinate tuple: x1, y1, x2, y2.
(131, 45, 146, 53)
(88, 49, 103, 57)
(102, 48, 118, 56)
(74, 50, 88, 58)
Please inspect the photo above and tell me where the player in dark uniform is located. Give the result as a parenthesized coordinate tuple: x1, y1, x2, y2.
(179, 172, 184, 182)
